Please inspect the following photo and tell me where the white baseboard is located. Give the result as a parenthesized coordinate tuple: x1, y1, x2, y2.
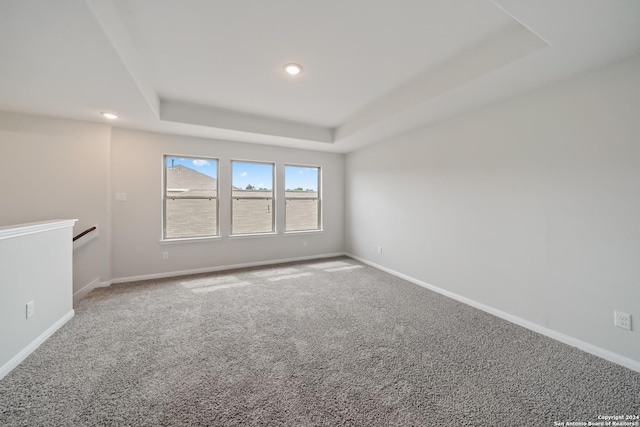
(73, 277, 104, 304)
(0, 310, 75, 381)
(107, 252, 347, 285)
(346, 253, 640, 374)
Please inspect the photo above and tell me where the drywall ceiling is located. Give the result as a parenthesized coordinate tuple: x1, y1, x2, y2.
(0, 0, 639, 153)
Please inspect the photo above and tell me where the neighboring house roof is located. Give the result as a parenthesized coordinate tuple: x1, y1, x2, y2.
(284, 190, 318, 199)
(176, 189, 217, 198)
(232, 190, 272, 198)
(167, 165, 217, 198)
(167, 165, 318, 198)
(167, 165, 216, 191)
(164, 165, 319, 238)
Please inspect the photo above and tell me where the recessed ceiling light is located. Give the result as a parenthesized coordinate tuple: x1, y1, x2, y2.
(101, 112, 118, 120)
(283, 64, 302, 75)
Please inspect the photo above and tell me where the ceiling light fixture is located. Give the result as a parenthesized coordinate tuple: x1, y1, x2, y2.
(101, 112, 118, 120)
(283, 63, 302, 75)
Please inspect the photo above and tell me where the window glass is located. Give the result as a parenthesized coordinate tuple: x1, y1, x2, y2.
(164, 156, 218, 239)
(231, 161, 274, 235)
(285, 165, 320, 232)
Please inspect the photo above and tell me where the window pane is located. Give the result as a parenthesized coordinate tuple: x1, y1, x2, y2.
(165, 198, 218, 239)
(232, 198, 274, 234)
(286, 199, 319, 231)
(285, 166, 318, 192)
(231, 161, 274, 235)
(164, 156, 218, 239)
(232, 161, 273, 194)
(285, 165, 320, 231)
(166, 157, 217, 197)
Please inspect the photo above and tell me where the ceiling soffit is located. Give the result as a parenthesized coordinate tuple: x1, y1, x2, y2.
(87, 0, 546, 146)
(4, 1, 637, 152)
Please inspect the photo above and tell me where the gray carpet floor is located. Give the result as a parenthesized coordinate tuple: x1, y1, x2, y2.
(1, 257, 639, 426)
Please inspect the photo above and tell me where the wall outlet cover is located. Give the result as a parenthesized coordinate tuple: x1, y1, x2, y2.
(614, 311, 632, 331)
(26, 301, 34, 319)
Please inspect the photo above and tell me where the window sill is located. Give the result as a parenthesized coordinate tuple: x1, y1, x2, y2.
(229, 232, 278, 240)
(284, 229, 323, 236)
(160, 236, 221, 245)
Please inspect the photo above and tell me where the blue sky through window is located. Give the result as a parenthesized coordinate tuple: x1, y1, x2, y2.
(285, 166, 319, 191)
(166, 157, 318, 191)
(166, 156, 217, 178)
(232, 161, 273, 190)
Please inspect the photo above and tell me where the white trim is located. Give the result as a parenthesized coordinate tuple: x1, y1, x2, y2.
(160, 236, 222, 245)
(0, 310, 75, 380)
(0, 219, 77, 241)
(228, 232, 278, 240)
(283, 230, 324, 236)
(108, 252, 347, 285)
(346, 253, 640, 374)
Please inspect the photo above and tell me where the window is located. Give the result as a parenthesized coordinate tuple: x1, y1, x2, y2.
(231, 161, 274, 235)
(285, 165, 321, 232)
(164, 156, 218, 239)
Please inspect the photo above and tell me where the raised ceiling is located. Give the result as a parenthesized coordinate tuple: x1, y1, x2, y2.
(1, 0, 639, 152)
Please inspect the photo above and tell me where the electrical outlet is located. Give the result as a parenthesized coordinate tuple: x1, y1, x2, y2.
(162, 251, 169, 260)
(614, 311, 631, 331)
(378, 246, 383, 254)
(26, 301, 34, 319)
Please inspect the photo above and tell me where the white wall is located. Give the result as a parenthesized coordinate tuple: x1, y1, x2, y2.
(3, 54, 636, 369)
(110, 128, 344, 280)
(0, 112, 111, 296)
(346, 55, 640, 364)
(0, 112, 344, 288)
(0, 220, 76, 379)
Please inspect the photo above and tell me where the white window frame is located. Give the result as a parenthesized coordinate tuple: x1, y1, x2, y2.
(284, 164, 322, 233)
(231, 160, 276, 236)
(162, 154, 219, 241)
